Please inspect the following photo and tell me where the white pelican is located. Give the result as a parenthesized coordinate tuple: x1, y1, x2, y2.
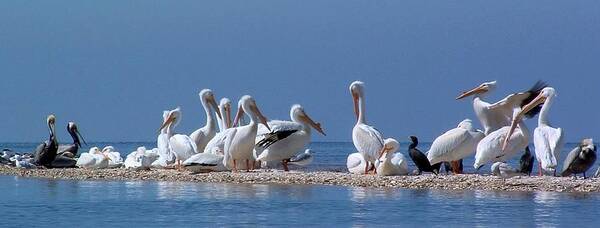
(427, 119, 485, 173)
(223, 95, 270, 171)
(474, 108, 530, 169)
(519, 87, 564, 175)
(155, 110, 176, 167)
(102, 146, 124, 168)
(159, 107, 199, 170)
(125, 147, 159, 169)
(491, 162, 523, 179)
(346, 152, 370, 174)
(217, 98, 232, 132)
(183, 153, 228, 172)
(203, 98, 234, 155)
(375, 138, 409, 176)
(457, 81, 547, 135)
(76, 147, 110, 169)
(350, 81, 384, 174)
(254, 104, 325, 171)
(288, 149, 315, 166)
(561, 139, 596, 178)
(189, 89, 222, 153)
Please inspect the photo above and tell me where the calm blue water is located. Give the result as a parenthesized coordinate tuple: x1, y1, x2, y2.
(1, 175, 599, 227)
(1, 141, 595, 174)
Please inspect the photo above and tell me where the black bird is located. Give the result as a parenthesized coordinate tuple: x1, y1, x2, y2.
(33, 115, 58, 168)
(57, 122, 87, 158)
(408, 136, 438, 175)
(519, 146, 535, 176)
(561, 139, 597, 179)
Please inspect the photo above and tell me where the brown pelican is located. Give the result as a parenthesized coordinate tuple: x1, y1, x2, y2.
(57, 122, 87, 158)
(33, 115, 58, 168)
(561, 139, 596, 179)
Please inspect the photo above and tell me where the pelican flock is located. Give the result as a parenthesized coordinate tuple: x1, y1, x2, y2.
(3, 80, 597, 182)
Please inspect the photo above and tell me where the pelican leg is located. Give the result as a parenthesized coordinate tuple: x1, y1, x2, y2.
(282, 159, 290, 172)
(246, 159, 251, 172)
(233, 159, 238, 172)
(538, 161, 543, 176)
(364, 161, 370, 175)
(450, 161, 459, 174)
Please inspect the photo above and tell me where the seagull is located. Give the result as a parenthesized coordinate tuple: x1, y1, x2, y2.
(491, 162, 523, 179)
(288, 149, 315, 167)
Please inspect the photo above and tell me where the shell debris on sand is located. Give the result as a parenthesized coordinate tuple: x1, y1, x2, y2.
(1, 166, 599, 193)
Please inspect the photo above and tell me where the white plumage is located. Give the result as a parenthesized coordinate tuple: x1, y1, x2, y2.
(102, 146, 124, 168)
(491, 162, 523, 179)
(474, 109, 530, 169)
(189, 89, 222, 153)
(223, 95, 270, 171)
(76, 147, 110, 169)
(159, 107, 199, 169)
(183, 153, 228, 172)
(427, 119, 484, 165)
(531, 88, 564, 174)
(350, 81, 384, 174)
(254, 105, 325, 170)
(203, 98, 234, 155)
(376, 138, 409, 176)
(347, 152, 369, 174)
(125, 147, 159, 169)
(155, 110, 175, 167)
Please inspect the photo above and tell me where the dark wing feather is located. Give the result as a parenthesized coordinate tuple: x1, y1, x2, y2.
(521, 80, 548, 118)
(256, 130, 299, 149)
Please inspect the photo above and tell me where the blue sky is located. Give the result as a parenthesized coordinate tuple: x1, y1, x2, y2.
(0, 1, 599, 143)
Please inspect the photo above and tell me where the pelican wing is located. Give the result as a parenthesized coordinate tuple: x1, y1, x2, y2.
(534, 126, 564, 169)
(356, 124, 384, 148)
(255, 120, 302, 149)
(222, 128, 238, 168)
(562, 146, 581, 173)
(427, 128, 470, 163)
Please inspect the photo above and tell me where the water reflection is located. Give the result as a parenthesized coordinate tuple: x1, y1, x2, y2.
(3, 175, 600, 227)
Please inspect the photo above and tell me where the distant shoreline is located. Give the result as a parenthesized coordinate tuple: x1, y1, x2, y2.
(1, 166, 599, 193)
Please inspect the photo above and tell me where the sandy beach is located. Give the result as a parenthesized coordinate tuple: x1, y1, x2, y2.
(1, 166, 599, 193)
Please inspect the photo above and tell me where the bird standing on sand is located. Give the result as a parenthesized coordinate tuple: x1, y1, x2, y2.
(519, 147, 534, 176)
(254, 104, 326, 171)
(350, 81, 385, 175)
(408, 136, 438, 175)
(561, 139, 596, 179)
(527, 87, 564, 176)
(427, 119, 484, 173)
